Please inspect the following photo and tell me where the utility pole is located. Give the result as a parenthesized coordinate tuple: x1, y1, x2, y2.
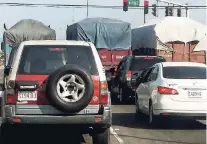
(72, 6, 75, 22)
(185, 3, 189, 17)
(144, 0, 149, 23)
(86, 0, 89, 18)
(156, 0, 159, 17)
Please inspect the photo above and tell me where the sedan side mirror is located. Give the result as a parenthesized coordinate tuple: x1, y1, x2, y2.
(136, 76, 143, 86)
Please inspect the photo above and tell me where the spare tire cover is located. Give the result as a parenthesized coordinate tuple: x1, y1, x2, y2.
(46, 64, 94, 113)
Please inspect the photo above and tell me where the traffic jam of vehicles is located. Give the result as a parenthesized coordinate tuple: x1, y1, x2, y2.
(0, 16, 206, 144)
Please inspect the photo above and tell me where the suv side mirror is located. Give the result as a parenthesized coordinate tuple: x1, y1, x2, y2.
(4, 66, 11, 76)
(133, 72, 139, 76)
(137, 76, 143, 80)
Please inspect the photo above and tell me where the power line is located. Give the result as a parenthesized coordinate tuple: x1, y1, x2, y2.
(0, 2, 206, 9)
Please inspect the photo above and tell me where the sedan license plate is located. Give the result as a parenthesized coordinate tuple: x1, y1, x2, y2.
(18, 91, 37, 101)
(188, 91, 202, 98)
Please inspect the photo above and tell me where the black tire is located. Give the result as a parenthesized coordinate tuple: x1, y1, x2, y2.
(135, 94, 146, 121)
(111, 84, 120, 104)
(135, 94, 139, 119)
(148, 102, 159, 126)
(46, 64, 94, 113)
(92, 128, 110, 144)
(118, 86, 127, 104)
(110, 92, 118, 104)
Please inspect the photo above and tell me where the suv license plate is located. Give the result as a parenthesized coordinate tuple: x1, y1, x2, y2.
(18, 91, 37, 101)
(188, 91, 202, 98)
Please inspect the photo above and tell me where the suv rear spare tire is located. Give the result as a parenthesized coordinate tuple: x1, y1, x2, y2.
(46, 64, 94, 113)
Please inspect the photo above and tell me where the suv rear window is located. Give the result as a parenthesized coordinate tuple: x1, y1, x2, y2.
(163, 66, 207, 79)
(18, 45, 98, 75)
(130, 57, 166, 71)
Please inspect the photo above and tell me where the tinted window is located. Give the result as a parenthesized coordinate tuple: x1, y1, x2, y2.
(148, 66, 159, 81)
(140, 68, 150, 78)
(163, 66, 207, 79)
(130, 57, 165, 71)
(18, 45, 98, 75)
(142, 67, 155, 82)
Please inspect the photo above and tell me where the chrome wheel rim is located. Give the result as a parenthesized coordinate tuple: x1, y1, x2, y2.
(56, 74, 85, 102)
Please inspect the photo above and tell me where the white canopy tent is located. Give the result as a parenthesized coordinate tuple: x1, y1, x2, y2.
(132, 16, 206, 51)
(193, 27, 207, 51)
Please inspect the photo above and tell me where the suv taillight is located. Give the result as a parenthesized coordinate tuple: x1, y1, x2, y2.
(126, 71, 131, 81)
(6, 81, 17, 105)
(158, 86, 179, 95)
(100, 81, 109, 105)
(7, 94, 17, 105)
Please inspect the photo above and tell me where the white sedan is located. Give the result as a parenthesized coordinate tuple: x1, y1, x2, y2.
(135, 62, 207, 125)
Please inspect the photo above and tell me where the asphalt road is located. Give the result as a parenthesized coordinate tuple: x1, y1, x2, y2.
(111, 105, 206, 144)
(0, 104, 206, 144)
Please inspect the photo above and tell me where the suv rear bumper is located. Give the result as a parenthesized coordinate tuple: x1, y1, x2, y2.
(2, 105, 112, 128)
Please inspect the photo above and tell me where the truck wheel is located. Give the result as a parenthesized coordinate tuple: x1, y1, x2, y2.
(92, 128, 110, 144)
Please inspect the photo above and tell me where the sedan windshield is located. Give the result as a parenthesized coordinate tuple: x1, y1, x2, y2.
(163, 66, 207, 79)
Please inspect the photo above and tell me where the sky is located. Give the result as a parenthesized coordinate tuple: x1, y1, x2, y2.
(0, 0, 206, 39)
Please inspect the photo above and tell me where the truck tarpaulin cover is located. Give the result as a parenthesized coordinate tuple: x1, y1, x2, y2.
(132, 17, 206, 51)
(3, 19, 56, 49)
(66, 17, 131, 50)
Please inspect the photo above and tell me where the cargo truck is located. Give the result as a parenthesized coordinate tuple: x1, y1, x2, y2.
(131, 17, 206, 63)
(1, 19, 56, 66)
(0, 19, 56, 109)
(66, 18, 132, 86)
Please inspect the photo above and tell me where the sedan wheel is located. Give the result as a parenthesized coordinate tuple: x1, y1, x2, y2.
(135, 94, 145, 121)
(148, 104, 155, 125)
(135, 94, 139, 115)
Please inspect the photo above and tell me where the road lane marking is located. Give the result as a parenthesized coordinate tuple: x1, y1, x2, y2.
(110, 127, 124, 144)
